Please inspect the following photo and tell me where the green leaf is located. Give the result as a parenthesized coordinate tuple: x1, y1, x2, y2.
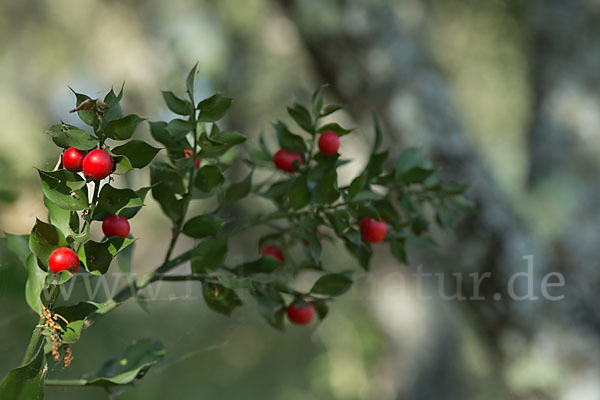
(372, 115, 383, 154)
(186, 63, 198, 101)
(312, 168, 339, 205)
(311, 273, 353, 296)
(237, 257, 282, 275)
(405, 235, 437, 247)
(289, 174, 310, 209)
(182, 214, 227, 238)
(46, 123, 97, 150)
(79, 339, 164, 387)
(274, 121, 307, 154)
(5, 234, 31, 267)
(191, 237, 228, 274)
(52, 301, 100, 343)
(261, 179, 293, 204)
(93, 185, 143, 220)
(400, 167, 435, 184)
(211, 130, 246, 145)
(102, 86, 124, 127)
(202, 282, 242, 316)
(70, 88, 96, 126)
(366, 150, 389, 179)
(312, 299, 329, 320)
(348, 172, 367, 199)
(320, 104, 342, 117)
(287, 103, 313, 134)
(345, 241, 372, 270)
(252, 286, 285, 330)
(38, 169, 89, 211)
(25, 254, 46, 315)
(197, 94, 232, 122)
(104, 115, 145, 141)
(150, 163, 186, 221)
(0, 345, 45, 400)
(149, 121, 191, 155)
(311, 84, 327, 116)
(394, 148, 422, 178)
(112, 140, 161, 169)
(167, 118, 194, 139)
(224, 171, 252, 205)
(390, 240, 408, 264)
(29, 219, 67, 268)
(162, 91, 193, 115)
(44, 196, 76, 240)
(194, 165, 225, 192)
(319, 122, 352, 136)
(299, 215, 321, 265)
(83, 241, 113, 275)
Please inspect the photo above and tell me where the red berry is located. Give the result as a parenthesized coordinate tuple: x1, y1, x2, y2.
(260, 244, 284, 263)
(62, 147, 86, 172)
(318, 130, 340, 155)
(82, 149, 113, 180)
(286, 300, 316, 325)
(48, 247, 79, 274)
(360, 217, 388, 243)
(102, 215, 130, 238)
(273, 149, 303, 173)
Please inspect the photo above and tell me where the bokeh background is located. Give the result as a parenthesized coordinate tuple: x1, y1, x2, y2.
(2, 0, 600, 399)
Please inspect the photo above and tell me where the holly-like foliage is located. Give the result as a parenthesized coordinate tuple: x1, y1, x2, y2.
(0, 65, 470, 397)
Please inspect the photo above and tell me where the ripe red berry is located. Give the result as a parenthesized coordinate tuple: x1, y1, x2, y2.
(286, 300, 316, 325)
(273, 149, 303, 172)
(62, 147, 86, 172)
(260, 244, 284, 263)
(82, 149, 113, 180)
(360, 217, 388, 243)
(48, 247, 79, 274)
(102, 215, 130, 238)
(318, 130, 340, 155)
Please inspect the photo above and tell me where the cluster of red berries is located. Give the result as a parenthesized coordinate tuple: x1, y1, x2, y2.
(63, 147, 114, 180)
(273, 130, 340, 173)
(48, 148, 132, 274)
(184, 149, 200, 169)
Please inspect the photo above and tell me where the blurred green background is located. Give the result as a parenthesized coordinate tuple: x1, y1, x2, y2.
(2, 0, 600, 399)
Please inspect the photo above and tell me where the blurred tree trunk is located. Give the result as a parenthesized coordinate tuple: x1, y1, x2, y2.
(279, 0, 550, 398)
(527, 0, 600, 334)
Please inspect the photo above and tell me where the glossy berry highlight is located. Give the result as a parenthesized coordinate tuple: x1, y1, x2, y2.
(286, 300, 316, 325)
(49, 247, 80, 274)
(318, 130, 340, 155)
(62, 147, 86, 172)
(273, 149, 302, 173)
(82, 149, 113, 180)
(102, 215, 130, 238)
(260, 244, 284, 263)
(360, 217, 388, 243)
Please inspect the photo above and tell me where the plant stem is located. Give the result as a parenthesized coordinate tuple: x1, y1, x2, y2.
(20, 315, 45, 366)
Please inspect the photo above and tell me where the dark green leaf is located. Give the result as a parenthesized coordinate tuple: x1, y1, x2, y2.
(311, 273, 354, 296)
(252, 286, 285, 330)
(186, 63, 198, 101)
(80, 339, 164, 387)
(162, 91, 193, 115)
(212, 130, 246, 145)
(38, 169, 89, 211)
(149, 121, 191, 155)
(372, 115, 383, 154)
(191, 237, 228, 274)
(104, 115, 144, 141)
(197, 94, 232, 122)
(274, 121, 307, 154)
(287, 103, 313, 133)
(25, 254, 46, 315)
(182, 214, 227, 238)
(70, 88, 96, 126)
(366, 150, 389, 179)
(400, 167, 435, 184)
(320, 104, 342, 117)
(224, 171, 252, 205)
(390, 240, 408, 264)
(46, 123, 97, 150)
(93, 185, 143, 221)
(312, 168, 339, 205)
(167, 118, 194, 139)
(348, 172, 367, 199)
(289, 174, 310, 209)
(319, 122, 352, 136)
(345, 241, 372, 270)
(394, 148, 422, 178)
(312, 299, 329, 320)
(202, 282, 242, 316)
(29, 219, 67, 268)
(111, 140, 161, 169)
(83, 241, 113, 275)
(52, 301, 100, 343)
(0, 345, 45, 400)
(194, 165, 224, 192)
(237, 257, 282, 275)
